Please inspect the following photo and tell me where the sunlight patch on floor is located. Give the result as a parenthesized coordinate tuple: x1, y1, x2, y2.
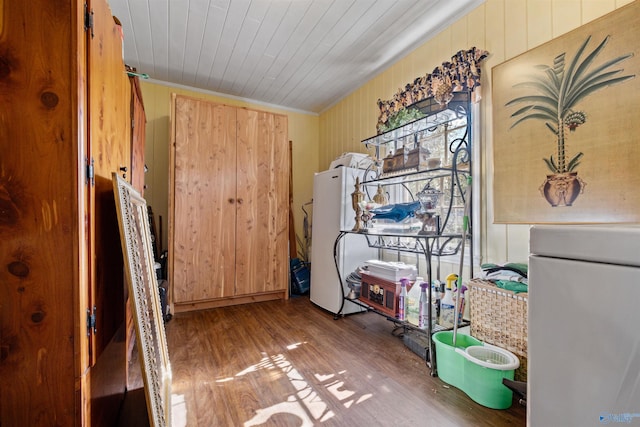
(171, 394, 187, 427)
(169, 341, 374, 425)
(232, 342, 374, 425)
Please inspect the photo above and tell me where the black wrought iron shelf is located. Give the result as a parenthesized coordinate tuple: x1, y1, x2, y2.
(342, 294, 470, 370)
(361, 166, 469, 187)
(339, 229, 467, 257)
(345, 295, 468, 333)
(362, 92, 472, 149)
(335, 91, 473, 377)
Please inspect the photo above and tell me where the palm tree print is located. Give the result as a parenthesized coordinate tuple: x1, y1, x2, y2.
(505, 35, 634, 174)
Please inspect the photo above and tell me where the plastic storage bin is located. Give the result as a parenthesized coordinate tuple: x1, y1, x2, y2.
(433, 331, 519, 409)
(469, 279, 528, 381)
(433, 332, 482, 387)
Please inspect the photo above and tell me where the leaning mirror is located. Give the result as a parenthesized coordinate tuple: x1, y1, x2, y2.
(112, 173, 172, 427)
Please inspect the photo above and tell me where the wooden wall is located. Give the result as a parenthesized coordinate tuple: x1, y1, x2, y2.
(318, 0, 635, 266)
(134, 1, 635, 269)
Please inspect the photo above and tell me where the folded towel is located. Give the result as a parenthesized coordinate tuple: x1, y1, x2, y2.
(494, 280, 528, 294)
(481, 262, 528, 278)
(484, 272, 528, 285)
(370, 201, 421, 222)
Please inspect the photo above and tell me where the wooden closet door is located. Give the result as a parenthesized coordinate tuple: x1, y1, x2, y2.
(171, 96, 237, 304)
(87, 0, 131, 424)
(88, 0, 130, 359)
(235, 109, 289, 296)
(0, 1, 82, 425)
(1, 0, 130, 424)
(129, 75, 147, 195)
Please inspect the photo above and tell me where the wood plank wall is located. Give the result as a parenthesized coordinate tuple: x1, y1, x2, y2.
(318, 0, 634, 265)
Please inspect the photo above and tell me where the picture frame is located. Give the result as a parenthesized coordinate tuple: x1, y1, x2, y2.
(112, 173, 172, 427)
(492, 1, 640, 223)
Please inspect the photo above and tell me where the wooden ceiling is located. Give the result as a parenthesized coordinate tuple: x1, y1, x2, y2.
(109, 0, 484, 113)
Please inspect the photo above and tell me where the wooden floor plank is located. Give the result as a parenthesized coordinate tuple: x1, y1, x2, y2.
(124, 296, 526, 426)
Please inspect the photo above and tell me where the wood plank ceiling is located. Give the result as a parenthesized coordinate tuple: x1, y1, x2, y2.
(109, 0, 484, 113)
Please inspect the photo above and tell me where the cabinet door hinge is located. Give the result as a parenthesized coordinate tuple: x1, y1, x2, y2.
(86, 306, 97, 337)
(86, 157, 95, 186)
(84, 3, 94, 38)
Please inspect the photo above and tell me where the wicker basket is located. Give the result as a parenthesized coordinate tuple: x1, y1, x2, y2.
(469, 279, 528, 382)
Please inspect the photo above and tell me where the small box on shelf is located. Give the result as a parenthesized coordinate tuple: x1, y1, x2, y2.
(359, 272, 413, 318)
(363, 260, 417, 282)
(382, 146, 434, 174)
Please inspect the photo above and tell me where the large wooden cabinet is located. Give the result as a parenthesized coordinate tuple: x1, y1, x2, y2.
(0, 0, 142, 425)
(170, 95, 289, 312)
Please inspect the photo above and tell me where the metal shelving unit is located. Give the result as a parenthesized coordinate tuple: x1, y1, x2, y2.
(333, 91, 474, 376)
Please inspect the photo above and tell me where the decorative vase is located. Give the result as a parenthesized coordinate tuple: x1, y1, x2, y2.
(415, 184, 442, 235)
(373, 184, 388, 205)
(540, 172, 585, 207)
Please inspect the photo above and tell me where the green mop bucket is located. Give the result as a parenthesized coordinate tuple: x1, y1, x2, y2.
(432, 331, 482, 389)
(433, 331, 520, 409)
(456, 344, 519, 409)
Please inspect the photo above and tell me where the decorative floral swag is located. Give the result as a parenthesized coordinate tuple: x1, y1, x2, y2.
(376, 47, 490, 134)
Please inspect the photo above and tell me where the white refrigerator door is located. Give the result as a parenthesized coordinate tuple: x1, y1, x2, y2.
(529, 225, 640, 427)
(310, 168, 373, 315)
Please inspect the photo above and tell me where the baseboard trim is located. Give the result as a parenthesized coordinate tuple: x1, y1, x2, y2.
(173, 291, 288, 313)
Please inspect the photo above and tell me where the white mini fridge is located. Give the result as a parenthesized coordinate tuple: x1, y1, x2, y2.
(310, 167, 375, 315)
(529, 225, 640, 427)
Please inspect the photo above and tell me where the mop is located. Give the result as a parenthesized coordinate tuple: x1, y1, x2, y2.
(452, 175, 472, 348)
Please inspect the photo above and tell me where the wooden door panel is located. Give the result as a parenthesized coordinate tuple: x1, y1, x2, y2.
(89, 0, 130, 357)
(130, 76, 146, 195)
(87, 0, 130, 424)
(125, 75, 146, 384)
(235, 110, 289, 296)
(0, 1, 81, 424)
(235, 109, 260, 295)
(172, 97, 237, 303)
(270, 114, 290, 293)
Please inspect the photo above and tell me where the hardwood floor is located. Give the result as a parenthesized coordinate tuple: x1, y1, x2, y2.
(125, 296, 526, 426)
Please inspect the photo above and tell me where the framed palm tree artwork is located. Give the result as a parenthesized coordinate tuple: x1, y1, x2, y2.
(492, 1, 640, 223)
